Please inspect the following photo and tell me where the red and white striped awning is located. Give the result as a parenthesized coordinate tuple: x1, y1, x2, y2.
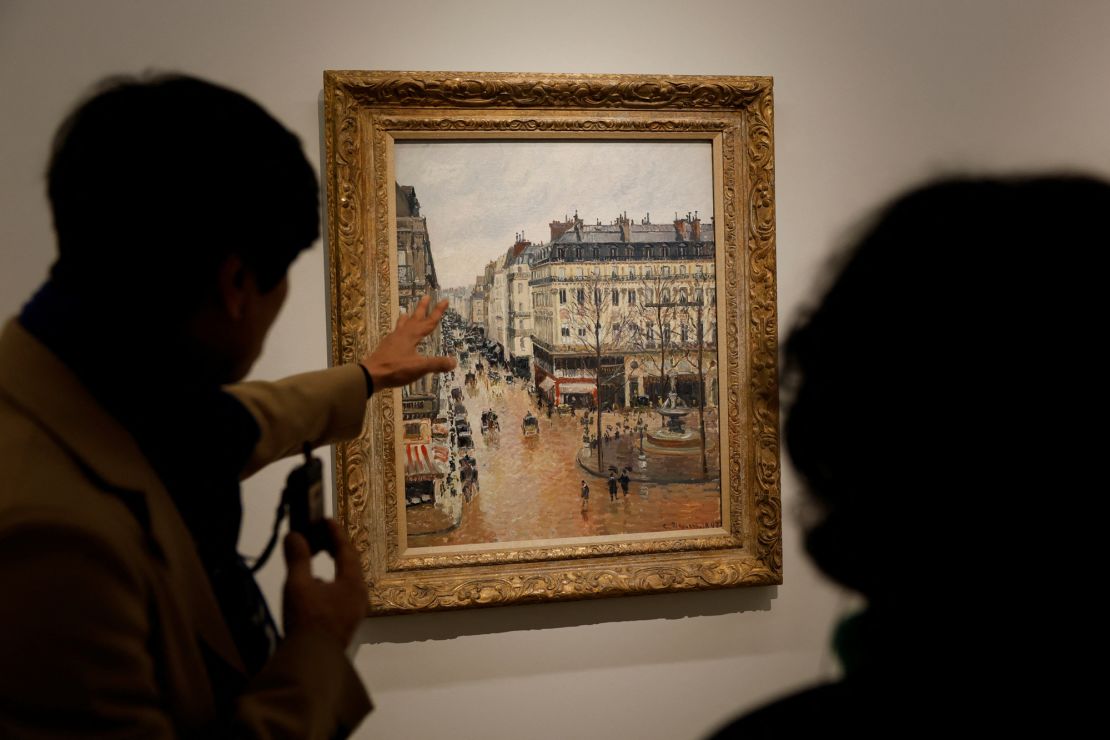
(405, 443, 448, 479)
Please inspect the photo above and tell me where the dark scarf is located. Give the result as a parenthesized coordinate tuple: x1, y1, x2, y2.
(20, 279, 278, 702)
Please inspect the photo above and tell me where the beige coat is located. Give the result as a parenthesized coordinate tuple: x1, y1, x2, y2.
(0, 320, 372, 738)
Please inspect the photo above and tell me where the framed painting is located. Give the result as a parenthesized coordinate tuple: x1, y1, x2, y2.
(323, 71, 780, 614)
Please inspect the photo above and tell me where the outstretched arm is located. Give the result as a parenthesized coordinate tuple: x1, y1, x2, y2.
(230, 294, 456, 477)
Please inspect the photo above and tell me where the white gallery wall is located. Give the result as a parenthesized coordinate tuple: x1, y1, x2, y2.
(2, 2, 1107, 738)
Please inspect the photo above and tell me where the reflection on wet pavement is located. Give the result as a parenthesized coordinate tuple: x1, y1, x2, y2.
(407, 379, 723, 548)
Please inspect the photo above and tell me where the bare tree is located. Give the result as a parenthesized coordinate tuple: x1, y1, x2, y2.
(625, 268, 685, 406)
(565, 266, 632, 472)
(675, 267, 717, 477)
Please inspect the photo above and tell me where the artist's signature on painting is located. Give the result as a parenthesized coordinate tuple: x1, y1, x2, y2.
(661, 520, 722, 531)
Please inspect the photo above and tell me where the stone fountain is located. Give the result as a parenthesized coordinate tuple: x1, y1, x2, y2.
(574, 386, 718, 482)
(644, 391, 702, 452)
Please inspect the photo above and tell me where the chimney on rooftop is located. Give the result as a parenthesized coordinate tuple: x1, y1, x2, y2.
(550, 218, 572, 242)
(618, 211, 631, 241)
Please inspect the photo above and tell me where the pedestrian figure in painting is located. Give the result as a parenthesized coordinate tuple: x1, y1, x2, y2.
(460, 461, 474, 502)
(619, 468, 631, 497)
(457, 452, 479, 503)
(580, 480, 589, 510)
(608, 472, 618, 501)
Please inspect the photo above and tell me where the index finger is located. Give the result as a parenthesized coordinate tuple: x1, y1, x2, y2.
(425, 298, 449, 326)
(408, 294, 432, 320)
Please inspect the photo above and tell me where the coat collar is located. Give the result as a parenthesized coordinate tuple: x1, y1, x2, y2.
(0, 319, 245, 674)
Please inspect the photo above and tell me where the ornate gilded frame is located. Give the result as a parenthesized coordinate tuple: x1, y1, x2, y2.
(323, 71, 779, 614)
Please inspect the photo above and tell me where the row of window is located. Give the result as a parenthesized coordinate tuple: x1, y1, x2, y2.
(539, 287, 711, 306)
(557, 322, 717, 345)
(514, 315, 719, 345)
(542, 263, 709, 281)
(543, 244, 711, 262)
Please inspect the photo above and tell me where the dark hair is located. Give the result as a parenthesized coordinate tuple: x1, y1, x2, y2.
(783, 175, 1109, 598)
(46, 73, 318, 315)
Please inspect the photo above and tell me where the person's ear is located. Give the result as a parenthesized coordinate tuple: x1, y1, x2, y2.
(216, 254, 250, 321)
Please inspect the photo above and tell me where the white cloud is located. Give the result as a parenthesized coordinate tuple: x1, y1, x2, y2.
(395, 141, 713, 290)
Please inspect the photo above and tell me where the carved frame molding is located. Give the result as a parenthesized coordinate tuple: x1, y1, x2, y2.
(323, 71, 779, 614)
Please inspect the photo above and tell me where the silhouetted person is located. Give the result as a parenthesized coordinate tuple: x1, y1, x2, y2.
(0, 74, 452, 737)
(709, 175, 1106, 738)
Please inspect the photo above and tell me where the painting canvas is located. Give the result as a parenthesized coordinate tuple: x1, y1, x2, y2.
(395, 141, 724, 548)
(324, 71, 780, 614)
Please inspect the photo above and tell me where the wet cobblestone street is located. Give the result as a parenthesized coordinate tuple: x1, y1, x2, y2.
(407, 377, 722, 549)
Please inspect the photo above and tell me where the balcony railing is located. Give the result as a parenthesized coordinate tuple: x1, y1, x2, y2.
(530, 244, 716, 266)
(529, 272, 713, 286)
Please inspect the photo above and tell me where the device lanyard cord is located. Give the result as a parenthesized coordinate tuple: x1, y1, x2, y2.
(247, 497, 287, 574)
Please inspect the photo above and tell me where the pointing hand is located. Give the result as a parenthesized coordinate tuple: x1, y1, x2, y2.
(360, 294, 456, 391)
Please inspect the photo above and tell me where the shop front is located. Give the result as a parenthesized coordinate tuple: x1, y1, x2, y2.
(538, 375, 556, 402)
(556, 381, 596, 408)
(403, 441, 449, 507)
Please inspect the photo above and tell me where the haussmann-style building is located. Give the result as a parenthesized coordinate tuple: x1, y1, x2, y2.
(528, 211, 719, 410)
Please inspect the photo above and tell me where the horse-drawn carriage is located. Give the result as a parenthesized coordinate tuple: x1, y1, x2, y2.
(454, 418, 474, 449)
(522, 412, 539, 437)
(480, 410, 500, 435)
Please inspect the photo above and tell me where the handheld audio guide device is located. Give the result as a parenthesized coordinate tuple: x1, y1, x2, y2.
(285, 443, 328, 554)
(249, 443, 329, 573)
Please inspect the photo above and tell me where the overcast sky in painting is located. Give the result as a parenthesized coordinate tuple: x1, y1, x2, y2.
(394, 141, 713, 292)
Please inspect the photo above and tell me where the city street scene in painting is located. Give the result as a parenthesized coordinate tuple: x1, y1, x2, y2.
(394, 142, 724, 549)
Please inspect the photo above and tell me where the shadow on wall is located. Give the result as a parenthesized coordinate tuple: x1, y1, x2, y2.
(356, 586, 775, 645)
(348, 587, 807, 692)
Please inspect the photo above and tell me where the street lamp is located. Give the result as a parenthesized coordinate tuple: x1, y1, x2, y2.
(629, 359, 639, 410)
